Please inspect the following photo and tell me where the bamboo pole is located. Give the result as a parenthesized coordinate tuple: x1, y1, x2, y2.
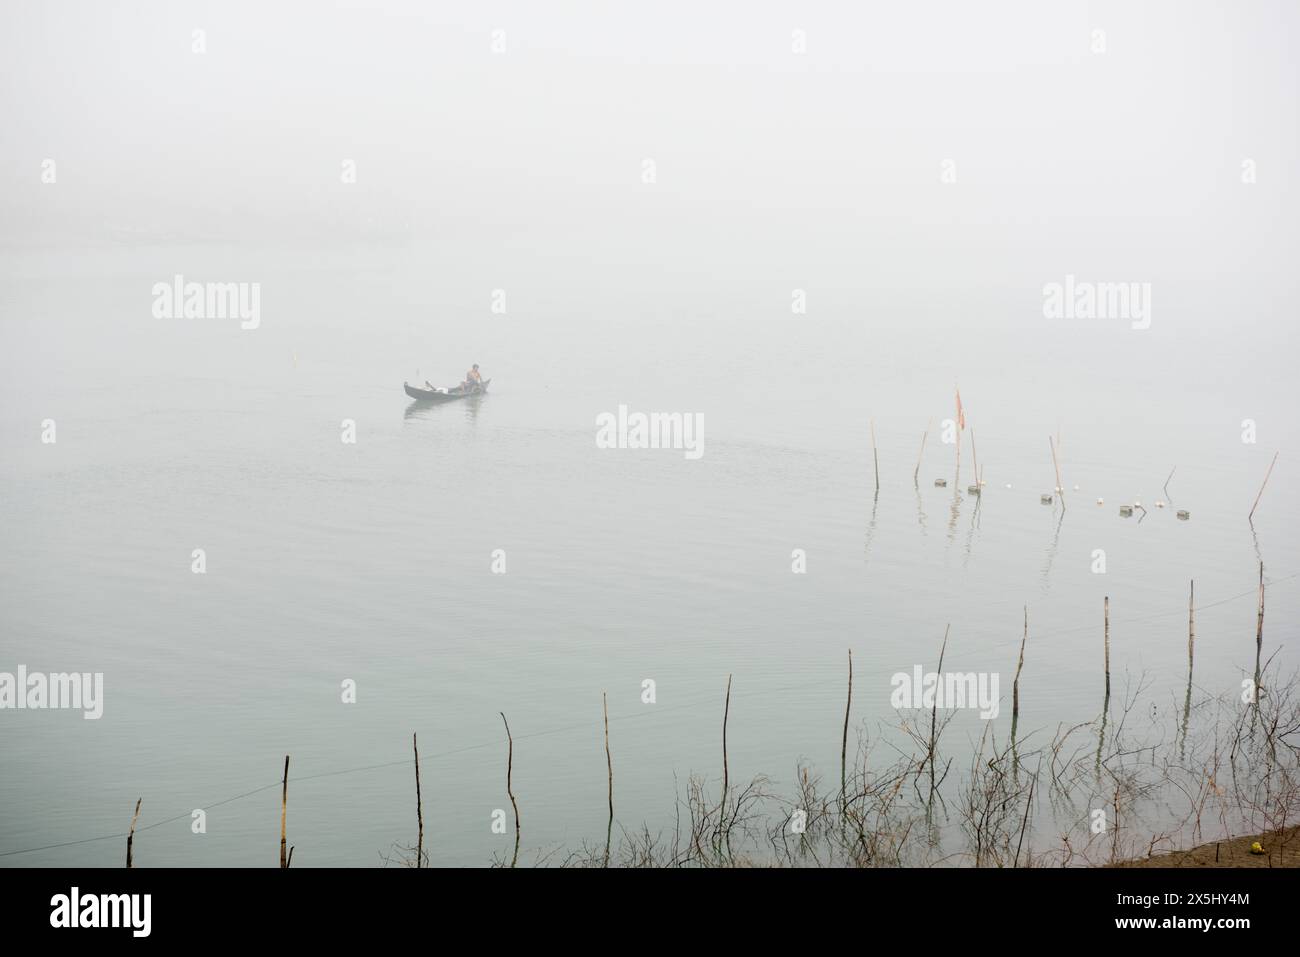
(499, 712, 520, 868)
(1255, 563, 1265, 695)
(1103, 597, 1111, 700)
(1248, 452, 1279, 521)
(721, 674, 732, 820)
(279, 755, 290, 868)
(841, 649, 852, 800)
(126, 798, 141, 868)
(603, 692, 613, 868)
(1012, 607, 1026, 728)
(413, 732, 424, 868)
(1181, 580, 1196, 756)
(1012, 765, 1036, 868)
(971, 428, 979, 487)
(928, 626, 949, 806)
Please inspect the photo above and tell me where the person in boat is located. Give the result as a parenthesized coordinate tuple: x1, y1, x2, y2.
(463, 364, 483, 392)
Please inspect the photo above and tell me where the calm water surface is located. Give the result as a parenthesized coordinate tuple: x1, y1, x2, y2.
(1, 243, 1295, 865)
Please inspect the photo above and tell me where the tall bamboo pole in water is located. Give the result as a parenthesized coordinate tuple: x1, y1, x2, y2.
(1249, 452, 1278, 522)
(602, 692, 613, 868)
(1255, 563, 1265, 696)
(413, 733, 424, 867)
(1181, 581, 1196, 757)
(841, 650, 852, 801)
(721, 674, 732, 820)
(500, 713, 520, 868)
(1103, 597, 1111, 700)
(126, 798, 142, 868)
(279, 755, 290, 868)
(1050, 436, 1064, 508)
(927, 626, 949, 807)
(1012, 607, 1026, 743)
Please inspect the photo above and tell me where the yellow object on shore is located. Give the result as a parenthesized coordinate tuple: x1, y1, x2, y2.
(1249, 841, 1265, 855)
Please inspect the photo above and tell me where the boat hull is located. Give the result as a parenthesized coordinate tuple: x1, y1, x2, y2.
(403, 379, 491, 402)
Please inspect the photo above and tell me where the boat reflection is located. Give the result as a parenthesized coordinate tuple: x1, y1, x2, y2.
(404, 393, 490, 422)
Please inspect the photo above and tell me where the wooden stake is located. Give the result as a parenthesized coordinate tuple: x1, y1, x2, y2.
(927, 626, 949, 805)
(499, 712, 520, 868)
(1013, 607, 1026, 725)
(126, 798, 141, 868)
(1248, 452, 1279, 521)
(1255, 563, 1265, 695)
(1012, 765, 1036, 868)
(1181, 581, 1195, 759)
(914, 422, 931, 486)
(279, 755, 290, 868)
(971, 428, 978, 486)
(413, 733, 424, 868)
(841, 649, 852, 800)
(721, 674, 732, 819)
(603, 692, 613, 868)
(1103, 597, 1111, 700)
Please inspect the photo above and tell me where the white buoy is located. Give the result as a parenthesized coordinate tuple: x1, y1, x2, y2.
(1073, 484, 1080, 491)
(1005, 483, 1012, 489)
(1155, 500, 1166, 508)
(1096, 497, 1104, 505)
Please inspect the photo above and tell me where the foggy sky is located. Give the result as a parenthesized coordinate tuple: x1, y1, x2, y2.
(1, 1, 1297, 314)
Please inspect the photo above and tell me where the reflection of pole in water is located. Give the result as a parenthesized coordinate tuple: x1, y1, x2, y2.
(945, 460, 962, 547)
(962, 485, 981, 566)
(870, 418, 880, 493)
(1040, 503, 1064, 590)
(863, 488, 880, 564)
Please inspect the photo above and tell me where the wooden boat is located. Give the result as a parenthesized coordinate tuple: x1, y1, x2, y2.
(403, 379, 491, 402)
